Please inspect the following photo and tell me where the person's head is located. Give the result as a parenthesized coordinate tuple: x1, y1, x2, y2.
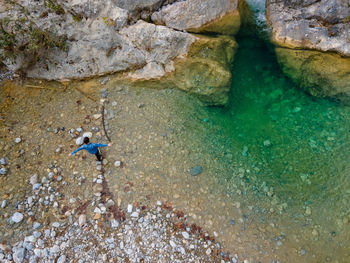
(83, 137, 90, 144)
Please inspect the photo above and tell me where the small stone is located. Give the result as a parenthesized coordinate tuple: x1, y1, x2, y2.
(206, 248, 211, 255)
(93, 114, 102, 120)
(170, 240, 176, 248)
(56, 176, 62, 182)
(52, 222, 60, 228)
(33, 222, 41, 229)
(32, 183, 42, 191)
(305, 207, 311, 215)
(0, 157, 7, 165)
(93, 213, 101, 220)
(100, 77, 109, 85)
(0, 168, 7, 175)
(76, 127, 83, 133)
(131, 212, 139, 218)
(94, 207, 101, 214)
(114, 161, 121, 167)
(13, 248, 26, 262)
(138, 103, 145, 108)
(190, 166, 202, 176)
(111, 219, 119, 228)
(127, 204, 133, 213)
(96, 179, 102, 184)
(300, 249, 306, 255)
(75, 137, 84, 146)
(1, 200, 7, 208)
(229, 219, 235, 225)
(57, 255, 66, 263)
(79, 214, 86, 226)
(263, 140, 272, 147)
(112, 101, 117, 107)
(15, 137, 21, 143)
(55, 147, 62, 153)
(51, 245, 60, 254)
(11, 212, 24, 223)
(30, 174, 38, 185)
(182, 232, 190, 239)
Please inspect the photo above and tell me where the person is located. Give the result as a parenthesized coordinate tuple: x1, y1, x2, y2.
(69, 137, 112, 161)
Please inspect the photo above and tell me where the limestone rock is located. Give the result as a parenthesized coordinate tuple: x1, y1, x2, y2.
(151, 0, 241, 35)
(275, 47, 350, 102)
(266, 0, 350, 56)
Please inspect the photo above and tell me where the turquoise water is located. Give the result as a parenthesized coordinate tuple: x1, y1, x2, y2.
(204, 31, 350, 224)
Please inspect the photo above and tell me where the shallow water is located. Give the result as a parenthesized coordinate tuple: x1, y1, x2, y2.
(1, 22, 350, 263)
(202, 32, 350, 261)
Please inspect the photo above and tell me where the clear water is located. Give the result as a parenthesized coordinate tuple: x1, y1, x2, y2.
(200, 31, 350, 260)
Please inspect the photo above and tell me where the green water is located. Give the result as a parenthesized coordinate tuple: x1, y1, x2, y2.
(205, 32, 350, 224)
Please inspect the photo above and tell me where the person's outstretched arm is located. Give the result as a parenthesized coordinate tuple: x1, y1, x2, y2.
(69, 145, 86, 156)
(95, 142, 113, 147)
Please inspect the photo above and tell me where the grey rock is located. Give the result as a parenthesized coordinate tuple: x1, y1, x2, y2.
(190, 166, 202, 176)
(57, 255, 66, 263)
(76, 137, 84, 146)
(29, 174, 38, 185)
(11, 212, 24, 223)
(1, 200, 7, 208)
(152, 0, 240, 35)
(0, 167, 7, 175)
(266, 0, 350, 56)
(52, 222, 60, 228)
(33, 222, 41, 229)
(32, 183, 42, 191)
(15, 137, 22, 143)
(111, 219, 119, 228)
(82, 132, 92, 138)
(0, 157, 8, 165)
(13, 247, 26, 263)
(182, 231, 190, 239)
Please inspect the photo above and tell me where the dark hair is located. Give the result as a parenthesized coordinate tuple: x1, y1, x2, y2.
(83, 137, 90, 144)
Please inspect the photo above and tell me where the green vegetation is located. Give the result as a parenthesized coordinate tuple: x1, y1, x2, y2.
(0, 0, 67, 76)
(45, 0, 65, 15)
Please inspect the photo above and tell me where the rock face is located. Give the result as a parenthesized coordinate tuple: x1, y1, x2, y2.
(0, 0, 242, 105)
(151, 0, 241, 35)
(266, 0, 350, 56)
(266, 0, 350, 100)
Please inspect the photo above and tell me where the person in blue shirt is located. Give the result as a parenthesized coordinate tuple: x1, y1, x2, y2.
(69, 137, 112, 161)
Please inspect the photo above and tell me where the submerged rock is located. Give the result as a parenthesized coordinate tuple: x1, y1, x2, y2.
(190, 166, 202, 176)
(275, 47, 350, 101)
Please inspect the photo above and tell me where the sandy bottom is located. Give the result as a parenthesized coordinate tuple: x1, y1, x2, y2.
(0, 77, 349, 262)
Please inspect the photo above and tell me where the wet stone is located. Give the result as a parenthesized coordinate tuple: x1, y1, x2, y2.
(190, 166, 202, 176)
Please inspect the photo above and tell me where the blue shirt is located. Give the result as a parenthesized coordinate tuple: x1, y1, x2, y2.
(71, 143, 108, 155)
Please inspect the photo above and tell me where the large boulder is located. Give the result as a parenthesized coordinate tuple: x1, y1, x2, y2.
(266, 0, 350, 101)
(266, 0, 350, 56)
(275, 48, 350, 102)
(151, 0, 241, 35)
